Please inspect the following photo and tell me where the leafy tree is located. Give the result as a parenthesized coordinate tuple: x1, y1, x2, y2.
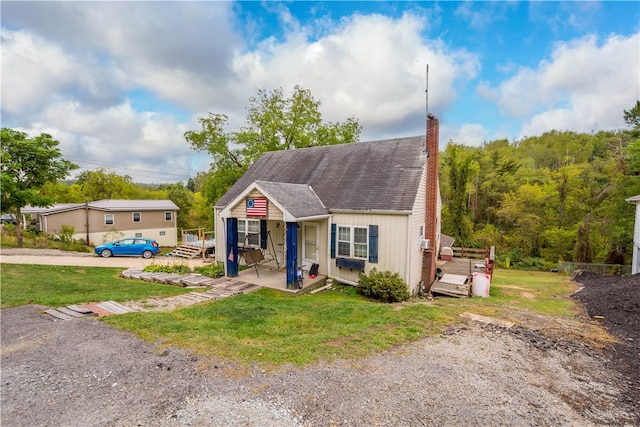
(80, 168, 136, 200)
(623, 100, 640, 134)
(0, 128, 77, 247)
(185, 85, 362, 205)
(440, 143, 479, 244)
(161, 182, 193, 230)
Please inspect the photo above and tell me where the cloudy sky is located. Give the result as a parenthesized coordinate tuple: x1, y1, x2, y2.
(2, 1, 639, 183)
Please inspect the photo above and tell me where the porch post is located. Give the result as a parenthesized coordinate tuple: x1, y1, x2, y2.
(226, 218, 239, 277)
(285, 222, 298, 288)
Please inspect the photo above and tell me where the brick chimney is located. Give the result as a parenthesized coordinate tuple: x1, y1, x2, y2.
(422, 113, 439, 291)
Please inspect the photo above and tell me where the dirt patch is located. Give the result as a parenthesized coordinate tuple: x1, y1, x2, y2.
(571, 271, 640, 410)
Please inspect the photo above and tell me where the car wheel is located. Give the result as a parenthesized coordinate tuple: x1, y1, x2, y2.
(142, 250, 153, 259)
(101, 249, 112, 258)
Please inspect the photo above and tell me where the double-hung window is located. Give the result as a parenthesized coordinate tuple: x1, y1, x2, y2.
(105, 214, 114, 226)
(132, 212, 141, 223)
(337, 225, 368, 259)
(238, 219, 260, 247)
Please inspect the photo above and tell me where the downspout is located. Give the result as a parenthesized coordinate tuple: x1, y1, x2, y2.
(85, 199, 90, 245)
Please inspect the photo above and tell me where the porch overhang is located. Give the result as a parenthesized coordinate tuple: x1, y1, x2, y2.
(218, 180, 328, 222)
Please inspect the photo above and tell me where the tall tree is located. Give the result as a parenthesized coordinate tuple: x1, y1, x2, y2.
(440, 143, 479, 244)
(0, 128, 77, 247)
(185, 85, 362, 205)
(80, 168, 136, 200)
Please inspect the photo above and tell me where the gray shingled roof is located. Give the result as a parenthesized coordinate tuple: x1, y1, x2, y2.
(23, 200, 178, 215)
(255, 181, 328, 219)
(216, 136, 427, 212)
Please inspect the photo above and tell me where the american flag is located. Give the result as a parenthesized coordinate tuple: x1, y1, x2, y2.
(246, 197, 267, 217)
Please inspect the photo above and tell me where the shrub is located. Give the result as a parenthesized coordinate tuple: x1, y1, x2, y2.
(357, 268, 410, 303)
(194, 263, 225, 278)
(143, 263, 192, 275)
(58, 225, 75, 243)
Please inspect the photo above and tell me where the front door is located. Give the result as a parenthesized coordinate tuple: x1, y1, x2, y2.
(302, 222, 319, 269)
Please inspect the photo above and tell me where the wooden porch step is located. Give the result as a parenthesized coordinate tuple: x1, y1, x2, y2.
(168, 245, 202, 259)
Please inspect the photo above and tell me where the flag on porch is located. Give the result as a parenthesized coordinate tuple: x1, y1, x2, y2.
(246, 197, 267, 217)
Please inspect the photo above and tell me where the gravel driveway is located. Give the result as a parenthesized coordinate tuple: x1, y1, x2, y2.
(2, 304, 637, 426)
(1, 252, 638, 425)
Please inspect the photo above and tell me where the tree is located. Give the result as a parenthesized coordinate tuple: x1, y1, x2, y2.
(0, 129, 77, 247)
(440, 143, 479, 244)
(185, 85, 361, 205)
(161, 182, 193, 231)
(80, 168, 136, 200)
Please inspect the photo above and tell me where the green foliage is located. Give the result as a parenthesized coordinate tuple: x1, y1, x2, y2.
(194, 263, 225, 278)
(357, 268, 410, 303)
(185, 85, 362, 209)
(58, 224, 75, 243)
(102, 228, 125, 244)
(79, 168, 137, 200)
(143, 263, 192, 275)
(0, 128, 78, 247)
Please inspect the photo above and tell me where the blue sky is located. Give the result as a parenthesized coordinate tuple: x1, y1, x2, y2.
(2, 1, 639, 183)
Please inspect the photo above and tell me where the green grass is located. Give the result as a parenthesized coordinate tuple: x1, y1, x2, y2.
(0, 264, 193, 308)
(103, 286, 450, 366)
(1, 264, 582, 368)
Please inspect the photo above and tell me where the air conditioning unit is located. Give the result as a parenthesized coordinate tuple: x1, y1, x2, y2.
(420, 239, 431, 249)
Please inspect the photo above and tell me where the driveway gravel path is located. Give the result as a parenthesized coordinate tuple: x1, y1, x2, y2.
(1, 251, 638, 426)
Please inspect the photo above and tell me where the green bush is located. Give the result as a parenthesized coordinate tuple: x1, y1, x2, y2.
(143, 263, 192, 275)
(194, 263, 225, 278)
(58, 225, 75, 243)
(357, 268, 410, 303)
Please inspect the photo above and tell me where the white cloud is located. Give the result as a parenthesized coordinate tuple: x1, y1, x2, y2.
(491, 33, 639, 137)
(231, 12, 480, 136)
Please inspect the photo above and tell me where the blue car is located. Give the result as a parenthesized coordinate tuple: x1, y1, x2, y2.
(94, 238, 160, 259)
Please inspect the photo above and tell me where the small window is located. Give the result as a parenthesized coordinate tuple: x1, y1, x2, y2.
(159, 231, 166, 236)
(135, 233, 142, 238)
(238, 219, 260, 246)
(336, 225, 368, 259)
(132, 212, 141, 223)
(105, 214, 114, 225)
(165, 211, 172, 221)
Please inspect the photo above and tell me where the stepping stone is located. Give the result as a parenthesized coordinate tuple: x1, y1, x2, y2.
(97, 300, 136, 314)
(67, 304, 96, 314)
(56, 307, 87, 318)
(44, 309, 75, 321)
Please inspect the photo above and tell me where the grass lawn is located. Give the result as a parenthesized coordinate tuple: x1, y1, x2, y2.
(0, 264, 194, 308)
(104, 270, 581, 367)
(1, 264, 583, 368)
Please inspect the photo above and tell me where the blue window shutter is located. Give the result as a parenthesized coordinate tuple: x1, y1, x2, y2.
(331, 223, 336, 258)
(369, 224, 378, 263)
(260, 220, 267, 249)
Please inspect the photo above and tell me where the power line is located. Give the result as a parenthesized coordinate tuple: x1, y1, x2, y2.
(66, 157, 200, 180)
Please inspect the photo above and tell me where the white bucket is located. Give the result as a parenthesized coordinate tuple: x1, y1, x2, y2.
(472, 272, 491, 297)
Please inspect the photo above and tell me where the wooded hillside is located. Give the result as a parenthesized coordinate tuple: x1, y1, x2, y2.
(440, 109, 640, 269)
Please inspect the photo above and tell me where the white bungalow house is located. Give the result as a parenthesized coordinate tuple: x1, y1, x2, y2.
(22, 199, 179, 247)
(626, 195, 640, 274)
(214, 116, 442, 293)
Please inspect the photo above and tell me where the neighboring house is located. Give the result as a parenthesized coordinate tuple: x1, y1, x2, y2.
(22, 199, 179, 247)
(626, 195, 640, 274)
(214, 116, 442, 293)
